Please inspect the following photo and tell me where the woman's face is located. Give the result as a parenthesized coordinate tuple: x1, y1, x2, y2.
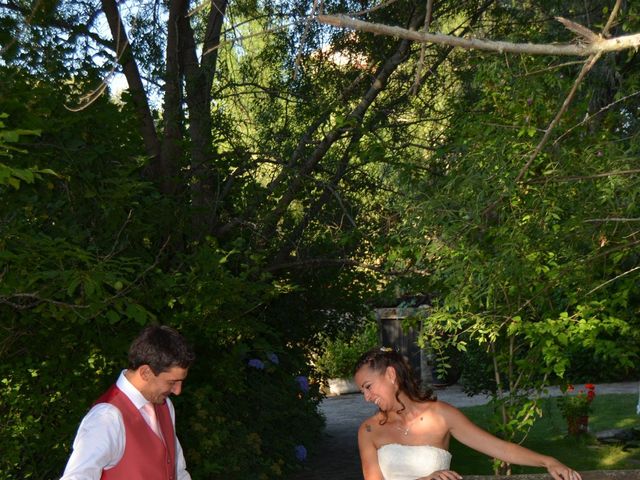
(354, 365, 397, 411)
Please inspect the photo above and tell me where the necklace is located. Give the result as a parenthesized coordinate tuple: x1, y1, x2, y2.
(395, 416, 423, 436)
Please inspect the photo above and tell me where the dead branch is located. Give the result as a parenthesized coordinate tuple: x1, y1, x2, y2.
(264, 257, 430, 276)
(409, 0, 434, 95)
(587, 265, 640, 295)
(553, 90, 640, 145)
(515, 52, 602, 183)
(350, 0, 399, 17)
(316, 14, 640, 56)
(603, 0, 623, 37)
(584, 218, 640, 223)
(0, 293, 91, 310)
(555, 17, 598, 43)
(526, 168, 640, 184)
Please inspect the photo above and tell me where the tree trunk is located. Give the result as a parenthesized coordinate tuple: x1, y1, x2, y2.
(181, 0, 229, 235)
(100, 0, 161, 175)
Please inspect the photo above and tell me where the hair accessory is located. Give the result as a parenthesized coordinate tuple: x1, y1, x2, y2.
(380, 347, 393, 352)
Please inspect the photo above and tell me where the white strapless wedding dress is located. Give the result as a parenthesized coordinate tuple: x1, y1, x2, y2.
(377, 443, 452, 480)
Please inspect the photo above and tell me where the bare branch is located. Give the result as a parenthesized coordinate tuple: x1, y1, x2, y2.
(526, 168, 640, 184)
(264, 257, 430, 276)
(101, 210, 133, 261)
(101, 236, 172, 306)
(350, 0, 399, 17)
(202, 22, 294, 58)
(553, 90, 640, 145)
(0, 293, 90, 310)
(64, 80, 110, 112)
(515, 52, 602, 183)
(518, 60, 586, 77)
(409, 0, 434, 95)
(587, 265, 640, 296)
(555, 16, 598, 42)
(294, 0, 320, 78)
(316, 14, 640, 56)
(602, 0, 623, 37)
(584, 218, 640, 223)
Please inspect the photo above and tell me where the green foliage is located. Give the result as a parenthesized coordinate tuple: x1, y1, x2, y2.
(181, 343, 323, 478)
(451, 393, 640, 475)
(0, 113, 58, 189)
(313, 317, 378, 379)
(374, 1, 640, 465)
(0, 70, 330, 479)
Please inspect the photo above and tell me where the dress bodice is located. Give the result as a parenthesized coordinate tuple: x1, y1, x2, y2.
(377, 443, 452, 480)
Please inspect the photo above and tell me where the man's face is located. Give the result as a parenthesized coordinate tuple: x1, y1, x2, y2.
(142, 365, 189, 404)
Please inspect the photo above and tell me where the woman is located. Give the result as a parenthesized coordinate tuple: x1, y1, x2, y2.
(354, 348, 582, 480)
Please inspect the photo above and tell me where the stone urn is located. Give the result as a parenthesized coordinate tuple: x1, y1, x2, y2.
(327, 377, 360, 396)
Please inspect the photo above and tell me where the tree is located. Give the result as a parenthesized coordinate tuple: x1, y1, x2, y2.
(0, 0, 440, 476)
(365, 1, 640, 473)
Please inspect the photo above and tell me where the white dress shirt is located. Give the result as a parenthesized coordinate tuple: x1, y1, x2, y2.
(60, 370, 191, 480)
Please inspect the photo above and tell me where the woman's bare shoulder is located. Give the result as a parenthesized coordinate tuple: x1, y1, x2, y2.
(358, 412, 384, 434)
(426, 399, 474, 427)
(429, 399, 461, 410)
(420, 399, 466, 419)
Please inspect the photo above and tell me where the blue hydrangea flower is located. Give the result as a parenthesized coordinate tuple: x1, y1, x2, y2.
(294, 444, 307, 461)
(267, 352, 279, 364)
(248, 358, 265, 370)
(295, 375, 309, 393)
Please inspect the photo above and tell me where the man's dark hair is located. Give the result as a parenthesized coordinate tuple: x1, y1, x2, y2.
(128, 325, 195, 374)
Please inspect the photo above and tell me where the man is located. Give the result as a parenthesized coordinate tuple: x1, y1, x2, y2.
(61, 325, 196, 480)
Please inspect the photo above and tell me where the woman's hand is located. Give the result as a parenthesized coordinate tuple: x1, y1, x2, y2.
(546, 460, 582, 480)
(418, 470, 463, 480)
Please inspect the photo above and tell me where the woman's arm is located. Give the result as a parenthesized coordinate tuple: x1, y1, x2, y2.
(440, 402, 581, 480)
(357, 419, 385, 480)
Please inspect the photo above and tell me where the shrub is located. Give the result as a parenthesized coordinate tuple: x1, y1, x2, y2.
(314, 317, 378, 379)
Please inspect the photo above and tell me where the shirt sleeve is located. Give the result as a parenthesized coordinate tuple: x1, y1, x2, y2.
(166, 398, 192, 480)
(175, 438, 192, 480)
(60, 403, 124, 480)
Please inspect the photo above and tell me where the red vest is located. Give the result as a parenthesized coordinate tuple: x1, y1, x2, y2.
(94, 385, 177, 480)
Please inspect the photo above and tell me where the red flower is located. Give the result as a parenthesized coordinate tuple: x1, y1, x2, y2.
(557, 383, 596, 419)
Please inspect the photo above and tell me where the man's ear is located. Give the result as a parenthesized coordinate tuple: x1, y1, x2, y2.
(139, 365, 154, 381)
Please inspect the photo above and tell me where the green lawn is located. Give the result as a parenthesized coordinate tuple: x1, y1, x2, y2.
(450, 393, 640, 475)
